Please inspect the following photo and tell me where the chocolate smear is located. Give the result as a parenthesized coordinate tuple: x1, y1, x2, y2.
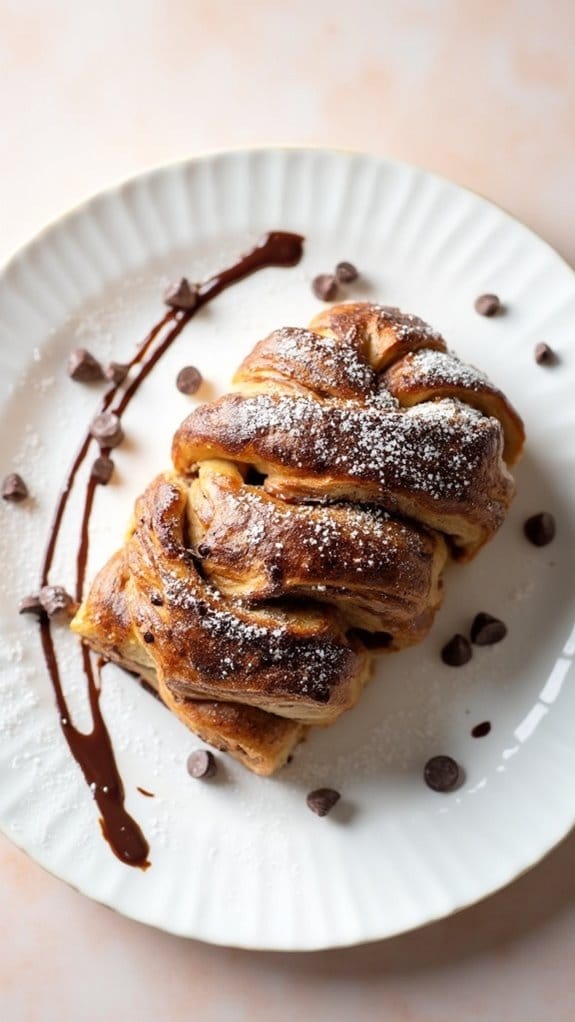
(38, 230, 305, 869)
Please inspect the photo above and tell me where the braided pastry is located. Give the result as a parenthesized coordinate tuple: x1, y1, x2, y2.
(73, 302, 524, 774)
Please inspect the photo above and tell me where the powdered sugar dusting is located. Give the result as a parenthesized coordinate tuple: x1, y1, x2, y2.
(200, 391, 502, 504)
(161, 569, 350, 703)
(369, 305, 443, 344)
(263, 326, 376, 394)
(203, 482, 431, 594)
(394, 347, 491, 392)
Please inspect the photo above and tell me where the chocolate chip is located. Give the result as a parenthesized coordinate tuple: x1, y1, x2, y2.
(143, 631, 155, 644)
(534, 342, 557, 366)
(67, 348, 104, 382)
(150, 594, 164, 606)
(335, 261, 359, 284)
(424, 755, 460, 792)
(18, 594, 46, 618)
(471, 612, 507, 645)
(104, 361, 130, 384)
(524, 512, 556, 547)
(269, 563, 282, 582)
(164, 278, 199, 311)
(38, 585, 76, 618)
(197, 543, 211, 558)
(176, 366, 202, 395)
(471, 721, 492, 738)
(196, 601, 208, 617)
(312, 274, 338, 301)
(2, 473, 29, 502)
(90, 455, 114, 485)
(187, 749, 217, 779)
(306, 788, 340, 816)
(89, 411, 124, 449)
(474, 293, 501, 317)
(441, 634, 472, 666)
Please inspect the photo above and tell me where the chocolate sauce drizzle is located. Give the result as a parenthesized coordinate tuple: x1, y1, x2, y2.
(39, 231, 304, 868)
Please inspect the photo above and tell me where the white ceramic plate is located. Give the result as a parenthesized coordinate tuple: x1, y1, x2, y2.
(1, 148, 574, 951)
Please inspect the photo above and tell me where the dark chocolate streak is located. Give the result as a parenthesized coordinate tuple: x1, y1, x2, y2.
(38, 231, 305, 868)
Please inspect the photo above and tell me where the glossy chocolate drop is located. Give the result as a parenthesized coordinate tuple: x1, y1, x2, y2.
(471, 721, 492, 738)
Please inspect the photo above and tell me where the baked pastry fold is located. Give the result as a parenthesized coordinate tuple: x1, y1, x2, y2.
(173, 389, 513, 560)
(74, 302, 525, 773)
(71, 548, 306, 775)
(74, 472, 370, 726)
(383, 348, 524, 465)
(187, 459, 447, 646)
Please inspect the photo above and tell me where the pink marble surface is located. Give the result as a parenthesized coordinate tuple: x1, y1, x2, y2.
(1, 1, 574, 1019)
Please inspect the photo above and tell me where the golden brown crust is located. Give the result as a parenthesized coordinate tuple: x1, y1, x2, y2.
(71, 549, 156, 676)
(233, 326, 377, 399)
(71, 550, 306, 776)
(172, 391, 514, 559)
(74, 301, 524, 774)
(172, 302, 522, 560)
(153, 677, 307, 777)
(188, 459, 447, 644)
(76, 472, 369, 725)
(383, 349, 525, 465)
(308, 302, 447, 370)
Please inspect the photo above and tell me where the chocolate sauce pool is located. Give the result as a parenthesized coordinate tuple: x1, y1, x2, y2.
(38, 231, 304, 868)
